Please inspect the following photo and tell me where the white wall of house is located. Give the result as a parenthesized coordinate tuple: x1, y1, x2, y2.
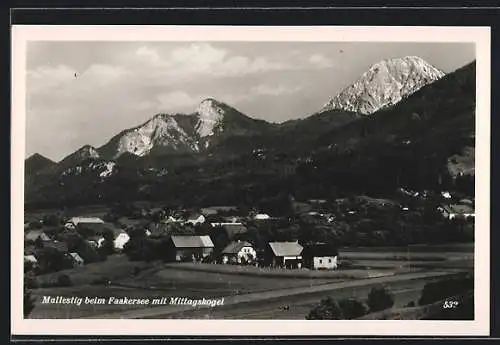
(313, 256, 338, 269)
(114, 233, 130, 250)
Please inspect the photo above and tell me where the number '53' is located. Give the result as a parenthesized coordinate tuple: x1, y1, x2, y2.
(443, 300, 459, 309)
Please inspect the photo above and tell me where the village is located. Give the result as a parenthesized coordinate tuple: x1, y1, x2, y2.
(24, 188, 475, 278)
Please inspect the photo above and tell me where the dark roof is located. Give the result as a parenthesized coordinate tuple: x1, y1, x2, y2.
(222, 224, 248, 238)
(170, 235, 214, 248)
(76, 222, 109, 234)
(222, 241, 253, 254)
(268, 242, 303, 257)
(302, 243, 339, 258)
(41, 240, 68, 253)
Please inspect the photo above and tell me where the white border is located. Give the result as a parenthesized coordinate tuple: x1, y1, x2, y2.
(11, 25, 491, 336)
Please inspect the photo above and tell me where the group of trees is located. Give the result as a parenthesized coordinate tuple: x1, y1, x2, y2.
(306, 286, 395, 320)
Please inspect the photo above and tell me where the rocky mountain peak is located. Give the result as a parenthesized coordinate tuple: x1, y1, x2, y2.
(321, 56, 445, 115)
(195, 98, 226, 138)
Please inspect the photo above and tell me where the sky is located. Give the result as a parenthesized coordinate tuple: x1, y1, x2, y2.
(25, 41, 475, 162)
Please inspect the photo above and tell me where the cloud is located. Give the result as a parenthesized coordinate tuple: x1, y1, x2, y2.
(251, 84, 302, 96)
(157, 91, 205, 112)
(308, 54, 335, 68)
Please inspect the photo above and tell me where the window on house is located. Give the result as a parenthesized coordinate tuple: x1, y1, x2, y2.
(319, 259, 322, 264)
(329, 259, 332, 263)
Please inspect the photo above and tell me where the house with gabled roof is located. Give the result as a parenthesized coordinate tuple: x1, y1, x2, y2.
(24, 230, 51, 242)
(65, 216, 104, 230)
(302, 243, 339, 270)
(264, 241, 303, 269)
(438, 204, 475, 220)
(166, 235, 214, 262)
(221, 241, 256, 265)
(68, 252, 85, 266)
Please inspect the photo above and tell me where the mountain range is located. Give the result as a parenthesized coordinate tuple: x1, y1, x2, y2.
(24, 56, 476, 209)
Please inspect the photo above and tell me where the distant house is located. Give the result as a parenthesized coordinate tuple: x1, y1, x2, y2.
(167, 235, 214, 262)
(86, 235, 105, 248)
(24, 230, 51, 242)
(65, 217, 104, 230)
(254, 213, 271, 220)
(112, 228, 130, 250)
(68, 252, 85, 266)
(221, 241, 256, 264)
(441, 191, 452, 199)
(302, 243, 339, 270)
(200, 206, 238, 216)
(24, 254, 38, 266)
(307, 199, 328, 205)
(264, 241, 303, 269)
(438, 204, 475, 220)
(185, 213, 206, 226)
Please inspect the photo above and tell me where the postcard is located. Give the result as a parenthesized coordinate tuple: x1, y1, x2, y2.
(11, 25, 490, 336)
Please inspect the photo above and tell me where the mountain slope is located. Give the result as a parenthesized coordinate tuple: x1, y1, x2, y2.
(98, 98, 274, 160)
(298, 60, 476, 196)
(321, 56, 445, 115)
(25, 153, 56, 176)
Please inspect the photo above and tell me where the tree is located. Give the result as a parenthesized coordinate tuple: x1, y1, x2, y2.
(56, 274, 73, 287)
(99, 229, 116, 257)
(367, 286, 395, 313)
(306, 297, 343, 320)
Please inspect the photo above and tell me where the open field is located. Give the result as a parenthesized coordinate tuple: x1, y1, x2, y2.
(28, 243, 474, 319)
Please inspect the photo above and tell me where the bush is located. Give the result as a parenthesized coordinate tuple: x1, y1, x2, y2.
(306, 297, 343, 320)
(338, 298, 368, 319)
(367, 286, 395, 313)
(405, 301, 416, 308)
(306, 297, 367, 320)
(56, 274, 73, 287)
(418, 275, 474, 306)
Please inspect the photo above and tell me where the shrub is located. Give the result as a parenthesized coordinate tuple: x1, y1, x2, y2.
(418, 275, 474, 306)
(338, 298, 368, 319)
(367, 286, 395, 313)
(306, 297, 343, 320)
(405, 301, 416, 308)
(56, 274, 73, 287)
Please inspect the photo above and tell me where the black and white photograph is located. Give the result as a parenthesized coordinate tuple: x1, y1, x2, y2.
(11, 25, 490, 336)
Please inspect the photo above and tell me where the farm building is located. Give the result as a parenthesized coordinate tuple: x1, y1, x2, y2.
(221, 241, 256, 264)
(264, 241, 303, 269)
(68, 252, 85, 266)
(167, 235, 214, 262)
(65, 217, 104, 230)
(253, 213, 271, 220)
(24, 230, 51, 242)
(302, 243, 339, 270)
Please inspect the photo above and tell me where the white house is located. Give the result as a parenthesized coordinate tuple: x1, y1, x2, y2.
(254, 213, 270, 220)
(221, 241, 256, 264)
(302, 243, 339, 270)
(112, 229, 130, 250)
